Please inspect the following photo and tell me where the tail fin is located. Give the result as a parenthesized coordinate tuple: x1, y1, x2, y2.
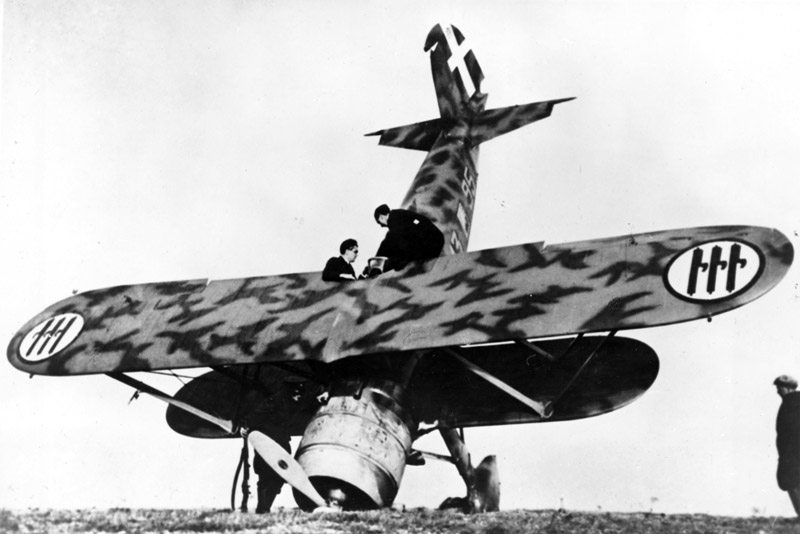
(367, 24, 573, 254)
(364, 24, 484, 152)
(366, 23, 573, 151)
(424, 23, 485, 119)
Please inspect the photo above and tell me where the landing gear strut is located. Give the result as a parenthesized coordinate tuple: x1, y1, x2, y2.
(438, 428, 500, 513)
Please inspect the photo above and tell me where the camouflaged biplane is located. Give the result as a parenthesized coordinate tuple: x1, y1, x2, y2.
(7, 23, 794, 513)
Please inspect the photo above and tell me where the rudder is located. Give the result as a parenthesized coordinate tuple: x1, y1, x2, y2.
(424, 23, 485, 119)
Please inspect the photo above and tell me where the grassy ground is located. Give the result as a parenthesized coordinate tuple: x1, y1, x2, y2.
(1, 508, 797, 534)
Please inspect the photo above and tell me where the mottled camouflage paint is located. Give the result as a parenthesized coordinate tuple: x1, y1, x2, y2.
(5, 25, 795, 450)
(7, 225, 792, 376)
(9, 23, 796, 511)
(368, 24, 573, 256)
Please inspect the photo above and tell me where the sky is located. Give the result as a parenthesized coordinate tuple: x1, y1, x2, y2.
(2, 0, 800, 518)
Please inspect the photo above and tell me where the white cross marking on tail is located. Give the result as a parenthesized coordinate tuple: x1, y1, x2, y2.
(442, 24, 476, 97)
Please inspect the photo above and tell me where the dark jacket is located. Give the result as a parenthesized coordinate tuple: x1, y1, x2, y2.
(777, 390, 800, 490)
(322, 256, 356, 282)
(376, 209, 444, 269)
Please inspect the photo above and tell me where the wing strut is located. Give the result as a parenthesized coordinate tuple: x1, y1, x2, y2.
(549, 330, 617, 411)
(445, 348, 553, 419)
(515, 333, 587, 365)
(106, 372, 328, 509)
(514, 339, 557, 362)
(107, 372, 236, 433)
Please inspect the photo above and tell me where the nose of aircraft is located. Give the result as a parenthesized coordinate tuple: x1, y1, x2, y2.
(293, 376, 415, 510)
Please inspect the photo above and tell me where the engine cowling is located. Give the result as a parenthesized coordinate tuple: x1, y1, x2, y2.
(293, 376, 415, 510)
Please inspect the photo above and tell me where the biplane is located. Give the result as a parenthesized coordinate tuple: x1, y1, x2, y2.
(7, 23, 794, 513)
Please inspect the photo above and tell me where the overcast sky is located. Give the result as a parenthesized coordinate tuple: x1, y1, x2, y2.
(2, 0, 800, 517)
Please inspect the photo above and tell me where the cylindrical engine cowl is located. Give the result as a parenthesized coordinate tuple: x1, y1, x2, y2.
(294, 377, 414, 510)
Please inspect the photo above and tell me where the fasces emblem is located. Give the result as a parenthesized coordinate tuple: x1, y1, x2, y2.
(665, 240, 764, 303)
(18, 313, 84, 362)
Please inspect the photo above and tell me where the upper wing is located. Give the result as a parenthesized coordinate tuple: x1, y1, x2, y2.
(8, 274, 352, 375)
(338, 224, 792, 354)
(7, 225, 792, 376)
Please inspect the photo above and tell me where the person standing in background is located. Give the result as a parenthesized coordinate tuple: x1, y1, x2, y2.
(774, 374, 800, 519)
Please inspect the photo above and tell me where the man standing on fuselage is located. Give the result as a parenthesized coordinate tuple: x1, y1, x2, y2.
(373, 204, 444, 272)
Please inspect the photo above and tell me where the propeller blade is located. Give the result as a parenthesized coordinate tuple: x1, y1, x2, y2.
(108, 373, 328, 509)
(247, 430, 327, 508)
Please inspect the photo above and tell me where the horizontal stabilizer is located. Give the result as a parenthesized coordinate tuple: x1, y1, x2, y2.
(365, 118, 444, 152)
(366, 97, 574, 151)
(470, 98, 575, 145)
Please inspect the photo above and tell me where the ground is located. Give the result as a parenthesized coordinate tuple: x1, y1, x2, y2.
(1, 508, 798, 534)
